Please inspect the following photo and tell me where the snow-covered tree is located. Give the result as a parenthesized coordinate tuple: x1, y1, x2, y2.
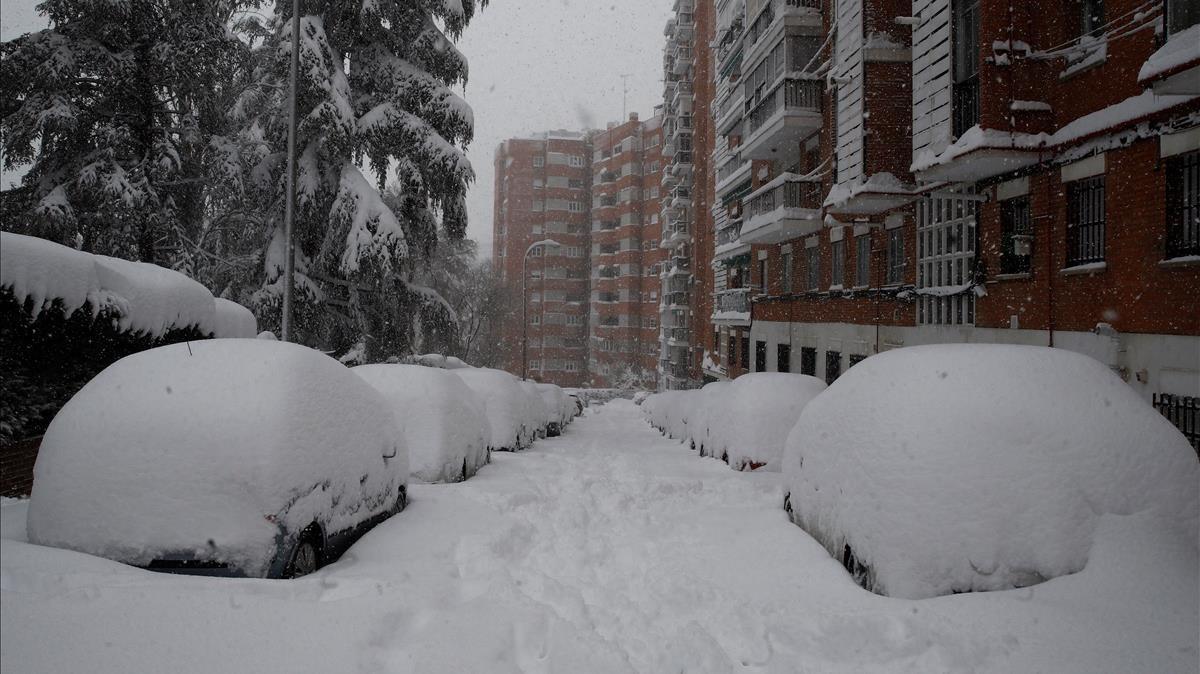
(1, 0, 247, 263)
(237, 0, 485, 353)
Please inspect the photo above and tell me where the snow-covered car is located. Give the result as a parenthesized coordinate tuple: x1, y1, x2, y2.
(26, 339, 409, 579)
(719, 373, 826, 471)
(691, 381, 731, 458)
(354, 364, 489, 483)
(535, 383, 572, 436)
(568, 394, 584, 416)
(452, 368, 537, 451)
(519, 380, 552, 438)
(781, 344, 1199, 599)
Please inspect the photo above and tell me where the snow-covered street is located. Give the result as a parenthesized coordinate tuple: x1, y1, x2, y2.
(2, 399, 1197, 673)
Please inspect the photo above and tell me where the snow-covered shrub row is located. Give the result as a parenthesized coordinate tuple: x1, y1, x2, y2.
(782, 344, 1200, 599)
(27, 340, 408, 578)
(353, 365, 489, 483)
(642, 374, 826, 472)
(1, 232, 256, 338)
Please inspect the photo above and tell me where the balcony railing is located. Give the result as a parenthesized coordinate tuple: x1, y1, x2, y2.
(745, 79, 822, 136)
(666, 291, 688, 306)
(716, 222, 743, 247)
(745, 176, 822, 219)
(715, 287, 752, 314)
(666, 327, 690, 342)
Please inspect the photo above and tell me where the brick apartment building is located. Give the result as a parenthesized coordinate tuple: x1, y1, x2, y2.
(491, 116, 667, 389)
(681, 0, 1198, 414)
(660, 0, 717, 389)
(590, 114, 668, 389)
(492, 132, 593, 387)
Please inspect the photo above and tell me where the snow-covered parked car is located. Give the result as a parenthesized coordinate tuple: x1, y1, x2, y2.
(781, 344, 1199, 599)
(718, 373, 826, 471)
(692, 381, 732, 458)
(535, 383, 572, 436)
(452, 368, 537, 451)
(26, 339, 409, 579)
(520, 380, 552, 438)
(354, 364, 489, 483)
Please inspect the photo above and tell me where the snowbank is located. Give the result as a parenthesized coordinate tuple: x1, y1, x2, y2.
(452, 368, 536, 451)
(354, 364, 488, 483)
(721, 373, 826, 471)
(1, 232, 257, 339)
(782, 344, 1199, 599)
(212, 298, 258, 338)
(26, 340, 407, 577)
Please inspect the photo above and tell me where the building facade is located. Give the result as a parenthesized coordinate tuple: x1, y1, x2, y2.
(492, 116, 667, 389)
(693, 0, 1198, 409)
(492, 133, 593, 387)
(660, 0, 718, 390)
(589, 114, 667, 389)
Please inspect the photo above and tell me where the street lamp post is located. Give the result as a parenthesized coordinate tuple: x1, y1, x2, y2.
(522, 239, 562, 380)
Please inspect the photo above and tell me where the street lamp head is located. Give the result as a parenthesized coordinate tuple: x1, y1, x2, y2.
(524, 238, 564, 259)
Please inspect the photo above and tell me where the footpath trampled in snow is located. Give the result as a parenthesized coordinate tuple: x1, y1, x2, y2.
(2, 400, 1196, 673)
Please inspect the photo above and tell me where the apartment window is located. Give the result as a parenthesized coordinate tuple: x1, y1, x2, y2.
(533, 156, 544, 168)
(727, 334, 737, 365)
(1079, 0, 1105, 37)
(530, 315, 540, 325)
(531, 200, 544, 212)
(848, 354, 867, 368)
(533, 178, 543, 189)
(800, 347, 817, 376)
(886, 227, 906, 284)
(918, 188, 977, 325)
(1000, 196, 1033, 274)
(855, 236, 870, 288)
(1167, 0, 1200, 36)
(1166, 150, 1199, 259)
(755, 341, 767, 373)
(569, 178, 584, 189)
(777, 344, 791, 373)
(1066, 175, 1106, 266)
(952, 0, 981, 138)
(529, 360, 540, 370)
(758, 258, 769, 293)
(569, 155, 585, 167)
(825, 351, 842, 384)
(565, 361, 579, 372)
(649, 317, 658, 329)
(806, 246, 820, 290)
(781, 252, 794, 293)
(530, 291, 541, 303)
(830, 239, 845, 288)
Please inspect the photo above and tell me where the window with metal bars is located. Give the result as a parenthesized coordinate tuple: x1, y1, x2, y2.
(830, 239, 845, 287)
(1066, 176, 1106, 266)
(777, 344, 791, 373)
(806, 246, 820, 291)
(825, 351, 841, 384)
(755, 341, 767, 373)
(1000, 196, 1032, 274)
(886, 227, 906, 284)
(800, 347, 817, 376)
(855, 235, 870, 287)
(1166, 150, 1199, 259)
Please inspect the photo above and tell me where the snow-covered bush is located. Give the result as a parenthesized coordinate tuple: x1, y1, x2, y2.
(26, 339, 407, 577)
(452, 369, 537, 451)
(353, 364, 489, 483)
(720, 374, 826, 471)
(782, 344, 1199, 599)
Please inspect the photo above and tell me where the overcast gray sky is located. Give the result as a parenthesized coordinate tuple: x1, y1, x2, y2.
(1, 0, 672, 257)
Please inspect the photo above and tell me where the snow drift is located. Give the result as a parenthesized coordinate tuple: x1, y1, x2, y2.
(26, 340, 407, 577)
(354, 364, 489, 483)
(781, 344, 1199, 599)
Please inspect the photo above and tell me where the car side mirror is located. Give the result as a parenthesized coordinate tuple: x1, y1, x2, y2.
(383, 445, 397, 459)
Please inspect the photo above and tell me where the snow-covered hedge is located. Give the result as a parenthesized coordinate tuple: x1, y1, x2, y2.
(452, 368, 537, 451)
(354, 364, 489, 483)
(782, 344, 1199, 599)
(1, 232, 256, 338)
(26, 339, 407, 577)
(719, 373, 826, 471)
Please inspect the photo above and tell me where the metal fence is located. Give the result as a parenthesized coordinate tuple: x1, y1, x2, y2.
(1153, 393, 1199, 456)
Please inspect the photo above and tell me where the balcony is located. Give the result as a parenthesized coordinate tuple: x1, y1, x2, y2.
(742, 79, 822, 159)
(672, 46, 694, 74)
(715, 87, 745, 135)
(665, 291, 689, 308)
(713, 288, 753, 324)
(666, 327, 690, 345)
(739, 174, 822, 244)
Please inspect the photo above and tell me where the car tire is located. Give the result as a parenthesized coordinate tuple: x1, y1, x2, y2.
(285, 533, 321, 579)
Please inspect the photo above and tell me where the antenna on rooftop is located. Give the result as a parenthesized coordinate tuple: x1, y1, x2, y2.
(620, 74, 633, 120)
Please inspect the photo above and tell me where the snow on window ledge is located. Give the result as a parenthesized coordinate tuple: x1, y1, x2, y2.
(991, 272, 1032, 282)
(1060, 261, 1108, 275)
(1158, 255, 1200, 268)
